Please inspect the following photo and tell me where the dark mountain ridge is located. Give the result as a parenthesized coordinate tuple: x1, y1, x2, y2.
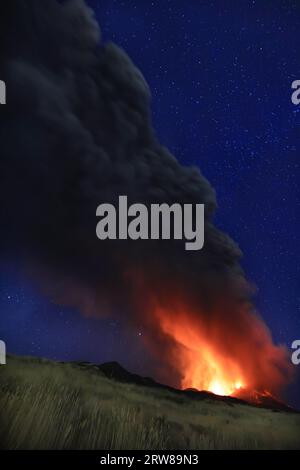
(70, 360, 297, 413)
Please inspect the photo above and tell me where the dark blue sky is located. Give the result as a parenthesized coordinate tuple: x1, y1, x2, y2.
(0, 0, 299, 405)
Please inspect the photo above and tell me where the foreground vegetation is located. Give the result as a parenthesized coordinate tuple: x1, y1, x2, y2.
(0, 355, 299, 450)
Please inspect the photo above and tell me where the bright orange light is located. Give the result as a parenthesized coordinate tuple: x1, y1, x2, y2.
(155, 306, 245, 396)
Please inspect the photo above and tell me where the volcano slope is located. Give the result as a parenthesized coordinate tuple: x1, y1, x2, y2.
(0, 355, 299, 450)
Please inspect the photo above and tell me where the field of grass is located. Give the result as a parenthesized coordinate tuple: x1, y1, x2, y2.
(0, 355, 299, 450)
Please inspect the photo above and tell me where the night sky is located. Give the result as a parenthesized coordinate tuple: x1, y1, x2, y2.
(0, 1, 299, 405)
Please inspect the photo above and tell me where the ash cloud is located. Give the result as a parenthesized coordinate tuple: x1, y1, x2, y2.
(0, 0, 292, 391)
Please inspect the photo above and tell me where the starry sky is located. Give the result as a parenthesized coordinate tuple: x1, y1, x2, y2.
(0, 0, 299, 406)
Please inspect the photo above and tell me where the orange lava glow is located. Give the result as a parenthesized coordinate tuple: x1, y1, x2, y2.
(131, 271, 293, 401)
(153, 301, 293, 403)
(155, 306, 247, 396)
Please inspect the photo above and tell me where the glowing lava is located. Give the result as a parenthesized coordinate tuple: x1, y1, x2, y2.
(155, 306, 247, 396)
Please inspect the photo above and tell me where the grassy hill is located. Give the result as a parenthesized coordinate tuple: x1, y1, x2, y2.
(0, 355, 299, 450)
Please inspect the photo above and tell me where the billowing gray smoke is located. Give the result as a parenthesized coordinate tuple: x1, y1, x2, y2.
(0, 0, 292, 392)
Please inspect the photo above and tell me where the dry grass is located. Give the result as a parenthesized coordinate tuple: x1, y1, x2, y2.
(0, 355, 299, 450)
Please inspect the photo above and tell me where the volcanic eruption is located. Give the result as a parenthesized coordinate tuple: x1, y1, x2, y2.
(0, 0, 294, 402)
(124, 270, 293, 401)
